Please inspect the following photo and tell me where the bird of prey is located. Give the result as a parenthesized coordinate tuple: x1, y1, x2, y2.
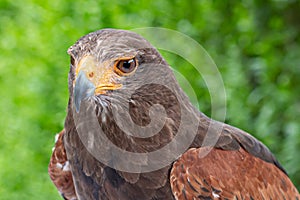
(49, 29, 300, 200)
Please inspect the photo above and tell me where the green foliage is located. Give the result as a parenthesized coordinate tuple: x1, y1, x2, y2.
(0, 0, 299, 198)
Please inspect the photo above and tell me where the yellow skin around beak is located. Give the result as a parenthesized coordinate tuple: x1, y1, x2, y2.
(75, 55, 122, 95)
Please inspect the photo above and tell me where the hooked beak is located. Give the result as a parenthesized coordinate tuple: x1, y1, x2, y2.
(74, 70, 95, 112)
(73, 56, 122, 113)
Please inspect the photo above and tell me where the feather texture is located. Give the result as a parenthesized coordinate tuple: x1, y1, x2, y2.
(170, 147, 300, 199)
(48, 130, 77, 200)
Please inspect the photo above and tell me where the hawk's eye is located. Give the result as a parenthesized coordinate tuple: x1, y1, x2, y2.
(115, 58, 137, 75)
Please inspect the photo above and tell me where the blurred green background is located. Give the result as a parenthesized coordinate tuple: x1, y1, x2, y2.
(0, 0, 299, 199)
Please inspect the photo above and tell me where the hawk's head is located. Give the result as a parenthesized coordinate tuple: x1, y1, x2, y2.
(67, 29, 175, 114)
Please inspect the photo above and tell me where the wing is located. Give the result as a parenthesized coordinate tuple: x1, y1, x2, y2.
(170, 147, 300, 200)
(48, 129, 78, 200)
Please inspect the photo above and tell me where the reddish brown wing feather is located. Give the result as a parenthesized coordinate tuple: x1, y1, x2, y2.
(170, 147, 300, 200)
(48, 130, 78, 200)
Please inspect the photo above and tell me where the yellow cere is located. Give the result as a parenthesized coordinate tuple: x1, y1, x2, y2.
(76, 55, 122, 95)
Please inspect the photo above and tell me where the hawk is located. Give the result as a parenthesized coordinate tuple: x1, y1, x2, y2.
(49, 29, 300, 199)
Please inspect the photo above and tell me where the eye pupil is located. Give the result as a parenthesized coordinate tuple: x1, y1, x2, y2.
(116, 58, 137, 74)
(123, 60, 132, 69)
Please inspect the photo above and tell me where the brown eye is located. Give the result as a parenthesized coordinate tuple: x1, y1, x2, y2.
(115, 58, 137, 75)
